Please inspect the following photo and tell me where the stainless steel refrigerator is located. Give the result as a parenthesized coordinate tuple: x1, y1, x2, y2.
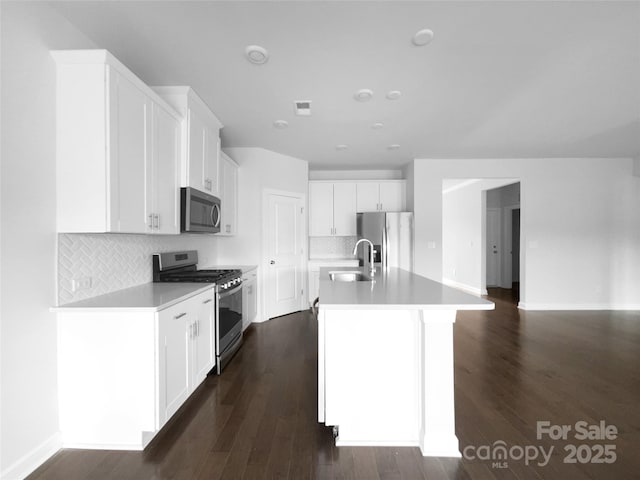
(356, 212, 414, 271)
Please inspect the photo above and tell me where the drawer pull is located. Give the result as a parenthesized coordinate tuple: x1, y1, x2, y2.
(174, 312, 187, 320)
(203, 299, 213, 304)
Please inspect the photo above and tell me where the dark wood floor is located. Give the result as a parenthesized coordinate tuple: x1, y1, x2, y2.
(29, 291, 640, 479)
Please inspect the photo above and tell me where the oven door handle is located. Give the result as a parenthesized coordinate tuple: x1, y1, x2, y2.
(219, 283, 243, 298)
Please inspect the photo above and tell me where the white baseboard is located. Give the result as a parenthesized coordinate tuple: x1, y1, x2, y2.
(420, 432, 462, 457)
(335, 438, 417, 448)
(519, 303, 640, 311)
(442, 278, 484, 297)
(1, 432, 61, 480)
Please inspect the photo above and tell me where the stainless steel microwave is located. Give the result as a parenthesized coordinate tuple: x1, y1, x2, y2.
(180, 187, 221, 233)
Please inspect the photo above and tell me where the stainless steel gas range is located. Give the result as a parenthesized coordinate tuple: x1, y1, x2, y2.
(153, 250, 243, 374)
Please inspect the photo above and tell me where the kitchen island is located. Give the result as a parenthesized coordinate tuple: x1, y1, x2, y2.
(318, 267, 494, 457)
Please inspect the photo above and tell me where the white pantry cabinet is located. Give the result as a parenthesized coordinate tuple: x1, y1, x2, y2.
(152, 86, 223, 196)
(53, 50, 180, 234)
(309, 181, 357, 236)
(356, 180, 406, 212)
(218, 151, 238, 236)
(242, 267, 258, 329)
(57, 287, 216, 450)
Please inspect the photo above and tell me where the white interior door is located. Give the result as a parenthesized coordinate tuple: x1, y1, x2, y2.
(486, 208, 501, 287)
(266, 192, 304, 319)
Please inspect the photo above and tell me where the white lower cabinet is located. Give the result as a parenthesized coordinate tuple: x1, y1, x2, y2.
(158, 302, 191, 424)
(58, 288, 216, 450)
(242, 268, 258, 329)
(193, 290, 216, 382)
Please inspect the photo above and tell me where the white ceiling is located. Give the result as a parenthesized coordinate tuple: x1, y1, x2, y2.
(50, 1, 640, 170)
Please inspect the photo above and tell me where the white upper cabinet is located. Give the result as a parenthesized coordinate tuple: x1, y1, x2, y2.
(218, 151, 238, 236)
(354, 182, 379, 212)
(310, 182, 334, 236)
(153, 87, 223, 197)
(309, 181, 357, 236)
(333, 183, 357, 235)
(379, 181, 406, 211)
(152, 103, 181, 234)
(111, 70, 149, 233)
(356, 180, 406, 212)
(53, 50, 180, 234)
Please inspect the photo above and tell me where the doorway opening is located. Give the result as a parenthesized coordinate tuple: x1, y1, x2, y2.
(485, 182, 521, 302)
(442, 179, 521, 303)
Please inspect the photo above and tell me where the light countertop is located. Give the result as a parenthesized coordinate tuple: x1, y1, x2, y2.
(53, 283, 214, 312)
(319, 267, 494, 311)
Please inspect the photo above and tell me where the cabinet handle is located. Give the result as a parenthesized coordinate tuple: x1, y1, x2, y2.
(195, 320, 199, 337)
(203, 299, 212, 304)
(154, 214, 160, 229)
(188, 323, 193, 339)
(174, 312, 187, 320)
(148, 214, 154, 229)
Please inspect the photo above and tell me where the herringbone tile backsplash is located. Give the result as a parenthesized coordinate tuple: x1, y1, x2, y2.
(58, 233, 218, 304)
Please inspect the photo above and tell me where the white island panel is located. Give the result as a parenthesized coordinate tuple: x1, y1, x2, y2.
(317, 266, 493, 457)
(324, 309, 420, 445)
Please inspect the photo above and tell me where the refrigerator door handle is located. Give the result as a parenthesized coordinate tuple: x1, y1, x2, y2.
(382, 225, 389, 270)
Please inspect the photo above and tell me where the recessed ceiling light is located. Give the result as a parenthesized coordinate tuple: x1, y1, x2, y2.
(245, 45, 269, 64)
(386, 90, 402, 100)
(372, 123, 384, 129)
(354, 89, 374, 102)
(273, 120, 288, 129)
(412, 28, 434, 47)
(336, 144, 348, 151)
(388, 144, 401, 150)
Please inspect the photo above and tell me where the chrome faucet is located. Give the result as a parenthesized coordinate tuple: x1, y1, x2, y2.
(353, 238, 376, 277)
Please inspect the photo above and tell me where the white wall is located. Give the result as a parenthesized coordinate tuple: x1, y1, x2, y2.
(309, 169, 403, 180)
(0, 4, 98, 478)
(442, 179, 518, 295)
(218, 148, 308, 322)
(411, 158, 640, 310)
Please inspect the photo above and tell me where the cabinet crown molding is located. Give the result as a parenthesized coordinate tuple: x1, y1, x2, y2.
(51, 49, 180, 120)
(152, 86, 223, 128)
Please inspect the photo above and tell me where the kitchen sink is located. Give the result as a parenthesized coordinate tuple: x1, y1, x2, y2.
(328, 271, 370, 282)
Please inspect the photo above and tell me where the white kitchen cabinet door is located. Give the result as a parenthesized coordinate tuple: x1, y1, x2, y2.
(379, 181, 405, 212)
(308, 268, 320, 303)
(332, 182, 357, 236)
(193, 289, 216, 383)
(219, 152, 238, 236)
(152, 102, 180, 234)
(355, 182, 380, 212)
(202, 132, 220, 196)
(111, 70, 150, 233)
(310, 182, 334, 236)
(158, 303, 191, 425)
(242, 270, 258, 329)
(187, 107, 207, 193)
(153, 87, 224, 194)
